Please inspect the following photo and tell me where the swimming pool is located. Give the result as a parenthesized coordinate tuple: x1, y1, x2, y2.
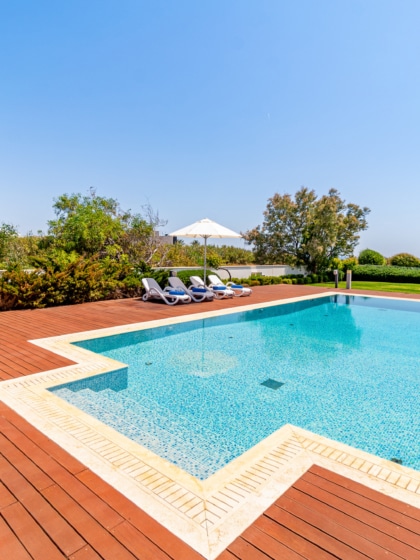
(50, 294, 420, 479)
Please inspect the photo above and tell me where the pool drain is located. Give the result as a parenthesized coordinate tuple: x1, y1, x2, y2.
(260, 378, 284, 390)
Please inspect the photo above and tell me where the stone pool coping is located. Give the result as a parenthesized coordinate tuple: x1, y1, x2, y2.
(1, 291, 419, 559)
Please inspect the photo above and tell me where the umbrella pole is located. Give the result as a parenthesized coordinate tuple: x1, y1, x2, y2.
(203, 236, 208, 284)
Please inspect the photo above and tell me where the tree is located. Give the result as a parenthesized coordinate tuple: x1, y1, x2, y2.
(120, 204, 168, 267)
(47, 189, 171, 270)
(0, 223, 19, 265)
(48, 188, 126, 257)
(389, 253, 420, 267)
(244, 187, 370, 273)
(358, 248, 386, 265)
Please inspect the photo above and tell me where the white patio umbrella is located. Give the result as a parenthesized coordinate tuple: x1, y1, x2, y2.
(169, 218, 242, 281)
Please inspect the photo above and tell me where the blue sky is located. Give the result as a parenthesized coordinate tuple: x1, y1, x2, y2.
(1, 0, 419, 257)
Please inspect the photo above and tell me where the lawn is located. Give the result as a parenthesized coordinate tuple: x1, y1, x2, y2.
(314, 281, 420, 295)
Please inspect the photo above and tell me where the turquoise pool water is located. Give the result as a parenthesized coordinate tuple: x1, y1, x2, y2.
(50, 295, 420, 479)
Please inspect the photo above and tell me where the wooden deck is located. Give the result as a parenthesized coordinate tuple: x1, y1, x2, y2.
(1, 285, 420, 559)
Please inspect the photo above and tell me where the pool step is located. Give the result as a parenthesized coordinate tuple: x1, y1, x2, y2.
(53, 387, 245, 479)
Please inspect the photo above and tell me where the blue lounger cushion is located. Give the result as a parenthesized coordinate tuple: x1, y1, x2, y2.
(168, 290, 185, 295)
(231, 284, 243, 288)
(191, 287, 206, 293)
(213, 286, 227, 291)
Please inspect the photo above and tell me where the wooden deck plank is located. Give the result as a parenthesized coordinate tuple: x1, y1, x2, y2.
(0, 455, 86, 556)
(0, 432, 55, 491)
(68, 545, 104, 560)
(0, 411, 126, 532)
(76, 468, 205, 560)
(213, 550, 238, 560)
(0, 515, 33, 560)
(310, 464, 420, 526)
(281, 488, 404, 560)
(1, 502, 66, 559)
(0, 403, 87, 475)
(292, 482, 418, 558)
(294, 474, 420, 552)
(0, 480, 17, 509)
(110, 520, 177, 560)
(236, 524, 307, 559)
(253, 514, 337, 559)
(41, 484, 138, 560)
(256, 502, 370, 560)
(225, 535, 287, 560)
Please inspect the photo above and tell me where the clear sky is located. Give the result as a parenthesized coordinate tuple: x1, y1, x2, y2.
(1, 0, 419, 257)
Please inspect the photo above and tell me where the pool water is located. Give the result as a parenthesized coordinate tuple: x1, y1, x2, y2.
(50, 295, 420, 479)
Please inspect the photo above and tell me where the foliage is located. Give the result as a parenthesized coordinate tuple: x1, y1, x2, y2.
(48, 189, 126, 257)
(176, 269, 207, 285)
(205, 250, 222, 269)
(158, 242, 254, 269)
(0, 253, 143, 311)
(244, 187, 369, 273)
(352, 265, 420, 283)
(389, 253, 420, 267)
(46, 191, 168, 265)
(137, 268, 170, 289)
(0, 222, 19, 266)
(313, 280, 420, 295)
(158, 243, 197, 267)
(247, 272, 326, 286)
(121, 205, 169, 267)
(215, 245, 254, 265)
(358, 248, 386, 265)
(340, 256, 358, 271)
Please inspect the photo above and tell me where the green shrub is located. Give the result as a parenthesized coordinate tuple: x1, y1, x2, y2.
(149, 268, 170, 288)
(172, 270, 314, 289)
(257, 275, 279, 285)
(175, 269, 206, 285)
(121, 272, 143, 295)
(358, 249, 386, 265)
(229, 277, 251, 287)
(341, 256, 358, 271)
(0, 256, 127, 310)
(0, 253, 146, 311)
(352, 264, 420, 283)
(389, 253, 420, 267)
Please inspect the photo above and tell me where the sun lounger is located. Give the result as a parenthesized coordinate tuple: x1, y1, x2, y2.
(188, 276, 217, 300)
(208, 274, 252, 297)
(168, 276, 212, 302)
(190, 275, 234, 299)
(141, 278, 191, 305)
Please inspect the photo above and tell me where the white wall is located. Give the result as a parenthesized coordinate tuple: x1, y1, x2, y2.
(164, 265, 307, 279)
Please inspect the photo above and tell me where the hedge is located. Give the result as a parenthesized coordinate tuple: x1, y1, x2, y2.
(0, 257, 145, 311)
(389, 253, 420, 267)
(352, 264, 420, 283)
(165, 270, 330, 288)
(176, 269, 206, 285)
